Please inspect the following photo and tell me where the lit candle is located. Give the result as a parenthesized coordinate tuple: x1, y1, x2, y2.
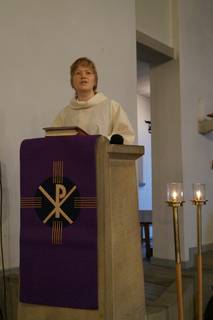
(193, 183, 206, 202)
(172, 191, 177, 201)
(196, 190, 202, 201)
(167, 182, 184, 203)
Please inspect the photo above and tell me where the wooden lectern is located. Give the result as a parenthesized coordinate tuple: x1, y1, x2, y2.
(18, 136, 145, 320)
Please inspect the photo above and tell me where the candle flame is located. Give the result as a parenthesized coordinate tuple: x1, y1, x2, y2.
(196, 190, 202, 200)
(172, 191, 177, 201)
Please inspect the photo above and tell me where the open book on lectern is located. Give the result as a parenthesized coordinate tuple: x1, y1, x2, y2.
(43, 126, 88, 137)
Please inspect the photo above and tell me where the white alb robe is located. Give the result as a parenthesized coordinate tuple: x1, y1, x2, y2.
(53, 92, 135, 144)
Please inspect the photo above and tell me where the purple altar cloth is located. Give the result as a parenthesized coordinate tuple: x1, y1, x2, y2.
(20, 136, 98, 309)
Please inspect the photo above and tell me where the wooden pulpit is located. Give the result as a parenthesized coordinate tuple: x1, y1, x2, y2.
(18, 135, 145, 320)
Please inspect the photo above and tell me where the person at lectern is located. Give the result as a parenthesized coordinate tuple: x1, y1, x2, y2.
(53, 57, 135, 144)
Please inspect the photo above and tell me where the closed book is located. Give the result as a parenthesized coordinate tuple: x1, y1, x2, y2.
(43, 126, 88, 137)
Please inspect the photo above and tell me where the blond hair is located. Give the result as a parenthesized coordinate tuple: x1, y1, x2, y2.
(70, 57, 98, 94)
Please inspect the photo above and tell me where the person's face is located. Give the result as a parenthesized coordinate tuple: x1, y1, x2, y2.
(72, 65, 96, 95)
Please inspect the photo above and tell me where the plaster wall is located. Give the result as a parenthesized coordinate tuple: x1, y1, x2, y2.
(179, 0, 213, 256)
(151, 59, 183, 261)
(135, 0, 173, 47)
(151, 0, 213, 262)
(0, 0, 137, 268)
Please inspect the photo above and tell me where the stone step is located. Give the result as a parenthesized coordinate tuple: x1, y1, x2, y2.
(146, 277, 194, 320)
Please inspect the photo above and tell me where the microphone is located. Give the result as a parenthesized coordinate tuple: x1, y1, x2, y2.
(110, 134, 124, 145)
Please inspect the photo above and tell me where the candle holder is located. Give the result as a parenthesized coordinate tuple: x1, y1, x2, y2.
(166, 183, 185, 320)
(192, 183, 207, 320)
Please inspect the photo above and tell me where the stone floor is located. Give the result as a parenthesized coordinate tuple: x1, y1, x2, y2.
(143, 248, 213, 320)
(143, 258, 195, 319)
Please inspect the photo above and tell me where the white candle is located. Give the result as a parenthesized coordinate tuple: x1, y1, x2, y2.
(192, 183, 206, 202)
(172, 191, 177, 201)
(167, 182, 184, 202)
(196, 190, 202, 200)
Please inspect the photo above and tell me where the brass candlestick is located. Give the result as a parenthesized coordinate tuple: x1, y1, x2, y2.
(192, 183, 207, 320)
(166, 183, 185, 320)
